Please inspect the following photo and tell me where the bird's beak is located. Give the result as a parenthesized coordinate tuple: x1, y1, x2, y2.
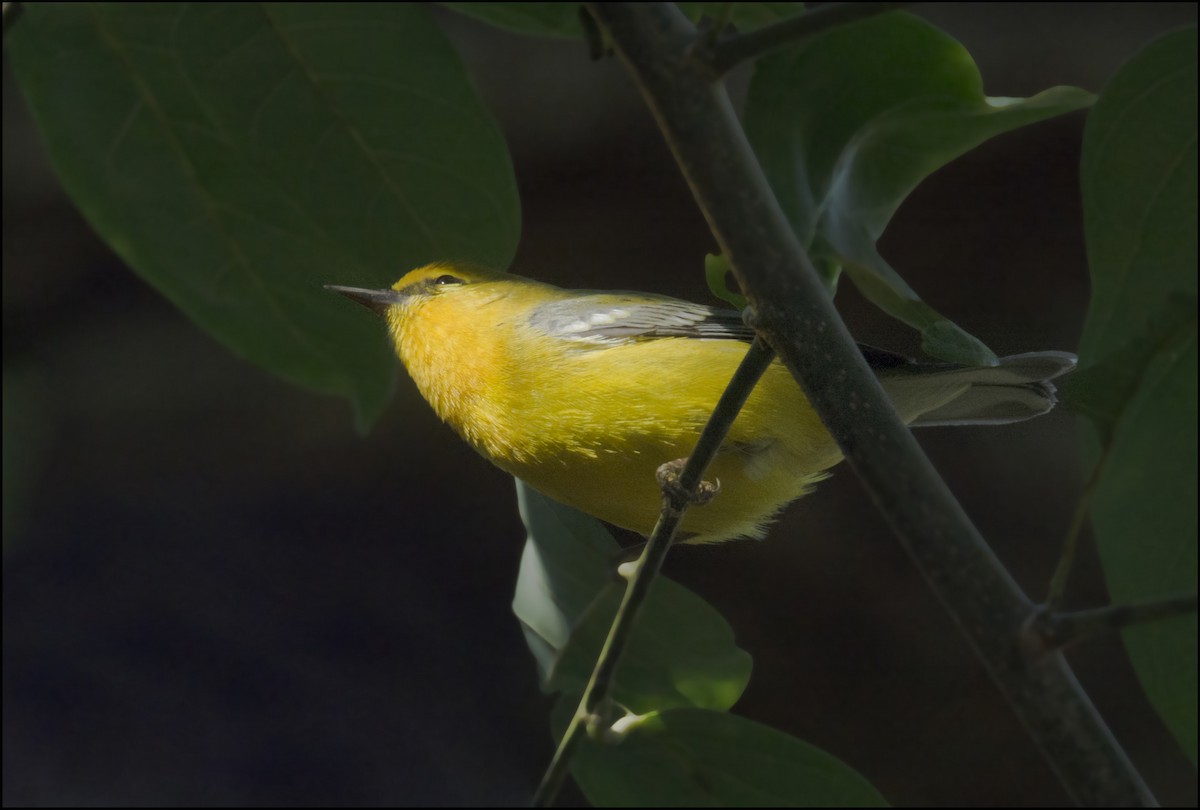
(324, 285, 408, 316)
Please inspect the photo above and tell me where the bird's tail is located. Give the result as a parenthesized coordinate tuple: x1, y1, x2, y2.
(878, 351, 1077, 427)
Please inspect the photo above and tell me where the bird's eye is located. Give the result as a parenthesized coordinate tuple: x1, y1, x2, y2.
(433, 274, 464, 286)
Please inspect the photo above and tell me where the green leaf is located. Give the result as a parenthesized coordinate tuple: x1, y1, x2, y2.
(570, 708, 888, 807)
(549, 580, 751, 713)
(8, 3, 520, 428)
(513, 479, 618, 681)
(1079, 27, 1198, 764)
(514, 481, 752, 711)
(745, 11, 1093, 364)
(1059, 294, 1197, 444)
(1080, 28, 1198, 360)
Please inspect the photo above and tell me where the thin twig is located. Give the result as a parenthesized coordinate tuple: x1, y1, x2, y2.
(704, 2, 908, 76)
(532, 337, 776, 807)
(1046, 440, 1113, 608)
(587, 3, 1153, 806)
(1028, 593, 1198, 652)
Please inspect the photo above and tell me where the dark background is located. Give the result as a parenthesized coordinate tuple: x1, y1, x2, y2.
(4, 3, 1197, 806)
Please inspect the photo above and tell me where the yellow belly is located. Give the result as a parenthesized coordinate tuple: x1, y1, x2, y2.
(477, 340, 841, 543)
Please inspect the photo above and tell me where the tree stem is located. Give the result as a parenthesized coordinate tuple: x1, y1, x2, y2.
(586, 3, 1154, 806)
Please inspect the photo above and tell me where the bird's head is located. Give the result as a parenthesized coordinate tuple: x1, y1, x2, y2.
(325, 262, 510, 318)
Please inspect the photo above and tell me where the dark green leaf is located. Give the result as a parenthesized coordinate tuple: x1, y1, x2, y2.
(1079, 27, 1197, 763)
(514, 481, 751, 711)
(8, 3, 520, 427)
(571, 708, 888, 807)
(548, 580, 751, 713)
(1060, 294, 1197, 443)
(1081, 28, 1198, 360)
(513, 479, 617, 681)
(745, 11, 1093, 364)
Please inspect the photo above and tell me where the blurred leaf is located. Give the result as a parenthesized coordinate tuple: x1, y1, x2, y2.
(745, 11, 1093, 364)
(1078, 27, 1198, 764)
(570, 708, 888, 807)
(514, 481, 751, 710)
(8, 3, 520, 428)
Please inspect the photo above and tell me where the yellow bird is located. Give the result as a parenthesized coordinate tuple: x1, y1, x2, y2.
(329, 263, 1075, 544)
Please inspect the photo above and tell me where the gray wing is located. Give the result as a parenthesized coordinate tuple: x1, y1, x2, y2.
(528, 294, 913, 367)
(528, 294, 754, 342)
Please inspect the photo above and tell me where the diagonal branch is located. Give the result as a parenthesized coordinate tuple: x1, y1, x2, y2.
(586, 3, 1154, 806)
(532, 337, 776, 807)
